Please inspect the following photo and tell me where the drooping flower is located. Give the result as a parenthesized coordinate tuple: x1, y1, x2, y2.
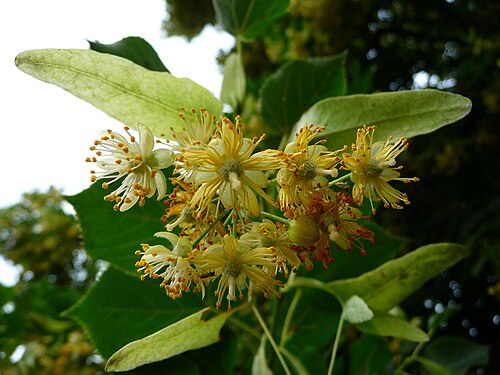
(161, 179, 199, 232)
(192, 234, 281, 309)
(277, 124, 340, 215)
(178, 116, 279, 218)
(288, 190, 374, 267)
(135, 232, 204, 299)
(341, 125, 419, 213)
(241, 219, 301, 276)
(87, 124, 174, 211)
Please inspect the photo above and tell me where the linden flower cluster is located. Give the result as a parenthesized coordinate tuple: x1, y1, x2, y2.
(87, 109, 418, 309)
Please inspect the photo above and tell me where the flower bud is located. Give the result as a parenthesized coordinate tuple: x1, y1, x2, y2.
(288, 215, 320, 248)
(147, 149, 175, 169)
(344, 295, 373, 324)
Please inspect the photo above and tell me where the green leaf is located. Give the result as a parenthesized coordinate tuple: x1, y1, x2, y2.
(294, 89, 472, 149)
(15, 49, 222, 137)
(423, 335, 490, 375)
(221, 52, 246, 109)
(213, 0, 289, 41)
(261, 53, 347, 135)
(88, 36, 169, 72)
(65, 266, 204, 358)
(106, 307, 235, 372)
(65, 178, 167, 275)
(348, 334, 392, 375)
(327, 242, 468, 311)
(287, 243, 468, 312)
(354, 310, 428, 342)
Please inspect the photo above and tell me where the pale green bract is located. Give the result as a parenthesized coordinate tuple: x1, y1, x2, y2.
(293, 89, 472, 149)
(105, 308, 235, 372)
(15, 49, 223, 137)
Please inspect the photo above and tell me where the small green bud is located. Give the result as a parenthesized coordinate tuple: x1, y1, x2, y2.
(344, 295, 374, 324)
(147, 149, 175, 169)
(288, 215, 320, 247)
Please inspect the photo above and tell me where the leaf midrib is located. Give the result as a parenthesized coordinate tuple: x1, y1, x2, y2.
(20, 59, 179, 116)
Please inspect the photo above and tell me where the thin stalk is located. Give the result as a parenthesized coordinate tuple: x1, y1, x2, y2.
(280, 288, 303, 346)
(251, 303, 292, 375)
(327, 309, 345, 375)
(231, 210, 238, 238)
(223, 210, 233, 227)
(394, 341, 427, 374)
(191, 208, 230, 248)
(261, 211, 290, 225)
(328, 173, 351, 187)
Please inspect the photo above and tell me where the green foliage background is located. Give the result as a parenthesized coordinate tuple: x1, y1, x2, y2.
(2, 0, 499, 374)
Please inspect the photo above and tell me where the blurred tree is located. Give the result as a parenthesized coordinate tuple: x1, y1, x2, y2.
(162, 0, 216, 40)
(0, 188, 103, 374)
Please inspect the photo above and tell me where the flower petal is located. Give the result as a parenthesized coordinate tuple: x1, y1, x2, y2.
(137, 123, 155, 156)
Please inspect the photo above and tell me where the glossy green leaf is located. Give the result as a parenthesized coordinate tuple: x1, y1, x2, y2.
(15, 49, 222, 137)
(328, 242, 468, 311)
(65, 177, 167, 276)
(106, 307, 234, 372)
(287, 243, 468, 312)
(294, 89, 472, 149)
(423, 335, 490, 375)
(213, 0, 289, 41)
(261, 53, 347, 135)
(64, 266, 204, 358)
(88, 36, 169, 72)
(220, 52, 246, 109)
(354, 310, 428, 342)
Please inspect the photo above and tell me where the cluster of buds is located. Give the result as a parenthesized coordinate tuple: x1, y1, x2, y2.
(87, 108, 418, 309)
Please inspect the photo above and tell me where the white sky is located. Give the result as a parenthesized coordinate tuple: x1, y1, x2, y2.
(0, 0, 235, 285)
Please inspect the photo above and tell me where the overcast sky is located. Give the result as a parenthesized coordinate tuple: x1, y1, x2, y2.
(0, 0, 234, 285)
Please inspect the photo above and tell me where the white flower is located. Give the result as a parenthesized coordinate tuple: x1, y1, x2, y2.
(87, 123, 174, 211)
(135, 232, 204, 299)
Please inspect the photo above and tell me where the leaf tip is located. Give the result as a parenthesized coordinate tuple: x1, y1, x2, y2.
(14, 51, 26, 68)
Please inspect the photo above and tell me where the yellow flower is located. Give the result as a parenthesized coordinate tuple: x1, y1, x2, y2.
(193, 235, 281, 309)
(277, 125, 340, 214)
(87, 124, 174, 211)
(179, 116, 278, 218)
(342, 125, 419, 213)
(170, 107, 216, 149)
(241, 219, 301, 276)
(135, 232, 204, 299)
